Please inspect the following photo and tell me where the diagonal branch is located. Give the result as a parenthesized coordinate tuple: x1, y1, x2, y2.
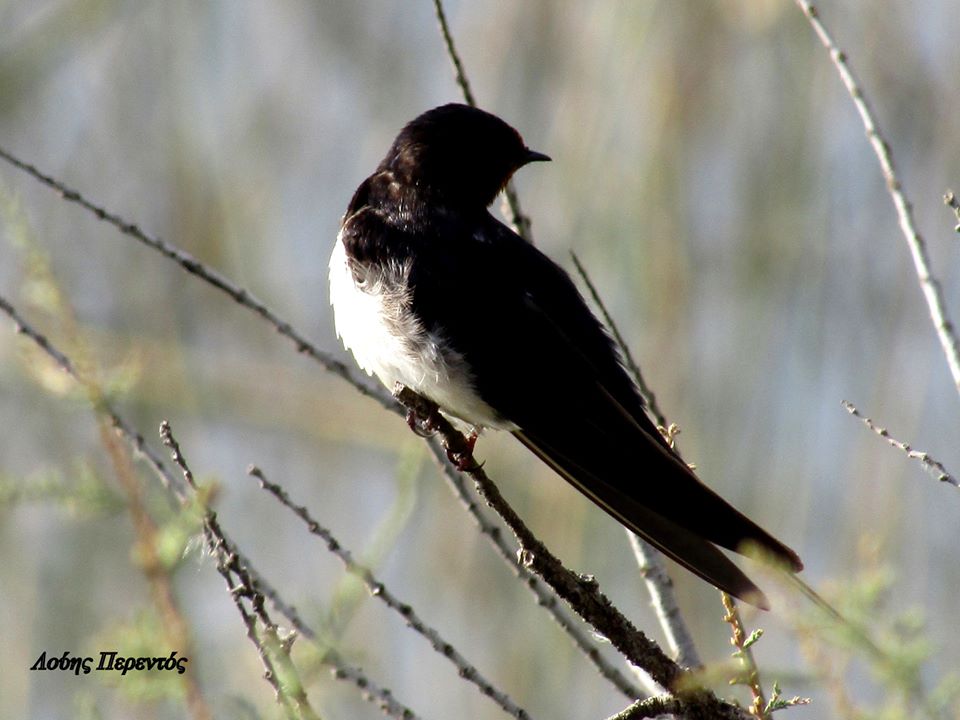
(420, 433, 645, 700)
(249, 465, 534, 720)
(161, 421, 321, 720)
(570, 253, 668, 430)
(430, 0, 476, 107)
(395, 385, 749, 720)
(0, 145, 394, 413)
(842, 400, 958, 490)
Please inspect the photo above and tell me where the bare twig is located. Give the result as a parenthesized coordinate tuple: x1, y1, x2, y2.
(98, 402, 210, 720)
(396, 386, 678, 685)
(249, 465, 534, 720)
(165, 423, 423, 720)
(324, 655, 420, 720)
(430, 0, 475, 106)
(395, 385, 747, 720)
(205, 526, 421, 720)
(627, 533, 701, 671)
(0, 295, 76, 374)
(842, 400, 958, 489)
(793, 1, 960, 400)
(430, 0, 533, 242)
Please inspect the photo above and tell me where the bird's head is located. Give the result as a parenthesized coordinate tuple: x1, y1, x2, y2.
(379, 103, 550, 210)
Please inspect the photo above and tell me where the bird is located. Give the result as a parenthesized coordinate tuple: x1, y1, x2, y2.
(328, 103, 802, 608)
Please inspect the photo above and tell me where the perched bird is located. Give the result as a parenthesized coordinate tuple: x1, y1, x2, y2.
(329, 103, 802, 607)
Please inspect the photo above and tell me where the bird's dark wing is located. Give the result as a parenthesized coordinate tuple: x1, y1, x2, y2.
(409, 215, 802, 606)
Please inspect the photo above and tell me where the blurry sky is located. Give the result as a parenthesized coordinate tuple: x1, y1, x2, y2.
(1, 2, 959, 719)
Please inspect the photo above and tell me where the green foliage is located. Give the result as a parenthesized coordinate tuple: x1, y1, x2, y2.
(0, 460, 124, 516)
(763, 681, 811, 714)
(91, 610, 186, 704)
(794, 566, 960, 719)
(742, 628, 764, 651)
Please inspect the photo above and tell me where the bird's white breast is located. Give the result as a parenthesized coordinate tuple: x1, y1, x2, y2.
(328, 234, 514, 430)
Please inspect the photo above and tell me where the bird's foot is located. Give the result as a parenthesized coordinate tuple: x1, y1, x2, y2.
(394, 383, 483, 472)
(406, 407, 436, 437)
(446, 444, 484, 472)
(465, 429, 478, 453)
(445, 429, 482, 471)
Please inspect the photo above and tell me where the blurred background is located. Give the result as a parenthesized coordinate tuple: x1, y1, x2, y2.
(1, 1, 959, 718)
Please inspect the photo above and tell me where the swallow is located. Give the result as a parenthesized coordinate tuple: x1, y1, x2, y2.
(329, 103, 802, 607)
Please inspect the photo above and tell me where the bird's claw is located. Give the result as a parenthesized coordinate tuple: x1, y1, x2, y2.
(446, 430, 481, 471)
(464, 430, 478, 453)
(446, 446, 484, 472)
(396, 384, 482, 471)
(406, 408, 436, 437)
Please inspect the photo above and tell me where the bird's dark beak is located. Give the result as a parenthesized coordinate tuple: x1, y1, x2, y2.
(522, 149, 551, 165)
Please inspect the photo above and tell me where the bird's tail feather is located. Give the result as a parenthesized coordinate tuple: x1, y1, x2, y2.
(515, 429, 774, 608)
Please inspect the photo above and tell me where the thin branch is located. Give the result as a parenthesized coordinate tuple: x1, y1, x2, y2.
(842, 400, 958, 489)
(165, 422, 422, 719)
(0, 145, 395, 414)
(0, 293, 192, 502)
(395, 386, 678, 686)
(793, 1, 960, 400)
(161, 422, 321, 720)
(249, 465, 534, 720)
(430, 0, 533, 242)
(430, 0, 475, 106)
(0, 292, 422, 720)
(395, 385, 748, 720)
(0, 295, 76, 374)
(420, 435, 645, 700)
(96, 391, 211, 720)
(1, 292, 222, 579)
(627, 533, 701, 671)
